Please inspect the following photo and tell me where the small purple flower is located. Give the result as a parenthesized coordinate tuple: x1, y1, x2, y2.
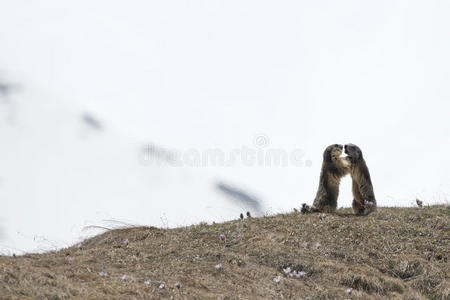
(67, 256, 73, 263)
(283, 267, 291, 274)
(273, 275, 281, 284)
(121, 274, 127, 281)
(124, 238, 129, 244)
(297, 271, 306, 278)
(159, 283, 165, 289)
(215, 263, 222, 270)
(290, 270, 298, 277)
(219, 234, 226, 242)
(346, 288, 353, 294)
(144, 280, 151, 285)
(99, 271, 108, 277)
(174, 282, 181, 289)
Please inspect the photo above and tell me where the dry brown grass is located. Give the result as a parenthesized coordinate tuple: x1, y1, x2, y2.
(1, 206, 449, 299)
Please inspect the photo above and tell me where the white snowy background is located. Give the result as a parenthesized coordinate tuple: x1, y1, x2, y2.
(0, 0, 449, 254)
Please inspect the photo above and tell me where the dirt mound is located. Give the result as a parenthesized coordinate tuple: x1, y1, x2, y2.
(1, 206, 449, 299)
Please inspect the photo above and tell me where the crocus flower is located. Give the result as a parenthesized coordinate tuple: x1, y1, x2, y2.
(273, 275, 281, 283)
(298, 271, 306, 277)
(99, 271, 108, 277)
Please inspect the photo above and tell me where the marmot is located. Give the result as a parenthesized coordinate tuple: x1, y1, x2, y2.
(311, 144, 350, 213)
(344, 143, 376, 215)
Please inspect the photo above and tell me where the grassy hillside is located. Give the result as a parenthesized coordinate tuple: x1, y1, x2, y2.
(1, 206, 449, 299)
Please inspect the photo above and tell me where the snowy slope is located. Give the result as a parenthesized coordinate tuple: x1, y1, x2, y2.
(0, 87, 250, 254)
(1, 1, 450, 252)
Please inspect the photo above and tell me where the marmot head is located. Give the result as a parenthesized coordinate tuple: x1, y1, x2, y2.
(323, 144, 343, 163)
(344, 143, 363, 161)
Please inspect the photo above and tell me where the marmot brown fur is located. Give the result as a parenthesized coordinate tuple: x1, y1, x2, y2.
(344, 143, 376, 215)
(311, 144, 350, 213)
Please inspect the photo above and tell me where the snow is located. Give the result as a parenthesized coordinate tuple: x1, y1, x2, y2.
(0, 1, 449, 253)
(0, 88, 244, 253)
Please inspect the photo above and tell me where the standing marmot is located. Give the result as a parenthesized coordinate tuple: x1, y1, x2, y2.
(311, 144, 350, 213)
(344, 143, 376, 215)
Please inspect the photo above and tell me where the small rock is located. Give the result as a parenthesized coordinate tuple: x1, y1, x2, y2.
(416, 199, 423, 208)
(301, 203, 310, 214)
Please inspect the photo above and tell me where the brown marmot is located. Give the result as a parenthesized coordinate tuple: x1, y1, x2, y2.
(310, 144, 350, 213)
(344, 143, 377, 215)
